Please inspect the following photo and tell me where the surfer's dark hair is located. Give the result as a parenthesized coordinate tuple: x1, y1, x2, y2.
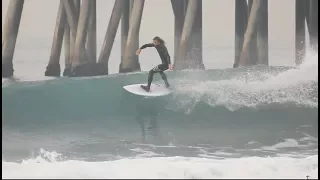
(153, 36, 165, 45)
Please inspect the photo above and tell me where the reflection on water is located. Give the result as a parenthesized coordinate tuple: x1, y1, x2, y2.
(135, 97, 162, 142)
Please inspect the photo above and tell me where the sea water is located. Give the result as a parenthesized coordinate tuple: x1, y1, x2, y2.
(2, 47, 318, 178)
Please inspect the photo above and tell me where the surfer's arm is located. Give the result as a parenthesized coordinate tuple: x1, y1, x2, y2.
(136, 43, 154, 55)
(139, 43, 154, 49)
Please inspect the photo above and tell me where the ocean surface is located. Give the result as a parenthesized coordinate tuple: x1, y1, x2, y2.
(2, 47, 318, 179)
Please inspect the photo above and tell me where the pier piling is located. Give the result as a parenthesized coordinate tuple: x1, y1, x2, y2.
(119, 0, 145, 73)
(173, 0, 204, 70)
(63, 0, 80, 76)
(256, 0, 269, 65)
(175, 0, 198, 69)
(120, 0, 130, 73)
(247, 0, 258, 66)
(86, 0, 97, 63)
(45, 1, 66, 77)
(63, 0, 78, 40)
(63, 22, 71, 76)
(295, 0, 306, 65)
(239, 0, 261, 66)
(234, 0, 248, 68)
(171, 0, 185, 64)
(70, 0, 93, 76)
(189, 0, 204, 69)
(97, 0, 125, 75)
(129, 0, 140, 72)
(308, 0, 318, 50)
(2, 0, 24, 78)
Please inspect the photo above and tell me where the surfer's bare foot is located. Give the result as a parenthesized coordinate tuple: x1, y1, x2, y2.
(165, 83, 170, 88)
(141, 85, 150, 92)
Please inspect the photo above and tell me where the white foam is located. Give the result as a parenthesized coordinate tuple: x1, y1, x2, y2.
(2, 154, 318, 179)
(130, 148, 164, 158)
(300, 133, 318, 142)
(261, 139, 302, 151)
(172, 50, 318, 111)
(246, 141, 259, 145)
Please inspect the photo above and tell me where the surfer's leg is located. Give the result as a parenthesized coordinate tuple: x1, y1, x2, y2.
(147, 65, 161, 88)
(159, 71, 170, 87)
(158, 64, 170, 87)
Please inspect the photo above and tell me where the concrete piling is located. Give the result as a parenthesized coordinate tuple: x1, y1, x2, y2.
(63, 0, 78, 39)
(63, 22, 71, 76)
(247, 0, 258, 65)
(238, 0, 261, 66)
(97, 0, 125, 75)
(305, 0, 310, 35)
(63, 0, 80, 76)
(86, 0, 97, 63)
(189, 0, 204, 69)
(2, 0, 24, 78)
(120, 0, 130, 72)
(74, 0, 81, 18)
(74, 0, 81, 56)
(175, 0, 198, 69)
(45, 1, 66, 77)
(308, 0, 318, 50)
(234, 0, 248, 68)
(295, 0, 306, 65)
(173, 0, 203, 70)
(256, 0, 269, 65)
(120, 0, 145, 73)
(70, 0, 93, 76)
(62, 0, 79, 76)
(171, 0, 185, 63)
(130, 0, 140, 71)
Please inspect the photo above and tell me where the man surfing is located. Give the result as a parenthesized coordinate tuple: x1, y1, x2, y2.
(136, 36, 172, 92)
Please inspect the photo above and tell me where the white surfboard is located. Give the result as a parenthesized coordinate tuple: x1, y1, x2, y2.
(123, 83, 172, 97)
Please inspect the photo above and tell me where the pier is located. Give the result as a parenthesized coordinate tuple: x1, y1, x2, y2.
(2, 0, 318, 78)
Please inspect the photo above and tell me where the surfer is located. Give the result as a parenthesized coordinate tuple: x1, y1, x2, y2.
(136, 36, 172, 92)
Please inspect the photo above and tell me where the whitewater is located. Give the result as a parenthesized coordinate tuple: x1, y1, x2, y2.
(2, 48, 318, 179)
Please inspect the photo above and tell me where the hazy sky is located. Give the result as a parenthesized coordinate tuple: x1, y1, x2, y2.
(2, 0, 297, 71)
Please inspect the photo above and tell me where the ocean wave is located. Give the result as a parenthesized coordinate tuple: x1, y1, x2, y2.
(2, 53, 318, 138)
(3, 52, 318, 113)
(2, 60, 317, 127)
(2, 51, 318, 179)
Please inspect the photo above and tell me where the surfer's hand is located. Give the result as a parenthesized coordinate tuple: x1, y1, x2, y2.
(168, 64, 173, 70)
(136, 49, 141, 55)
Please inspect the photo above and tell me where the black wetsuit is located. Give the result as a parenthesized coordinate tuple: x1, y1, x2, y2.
(140, 43, 171, 91)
